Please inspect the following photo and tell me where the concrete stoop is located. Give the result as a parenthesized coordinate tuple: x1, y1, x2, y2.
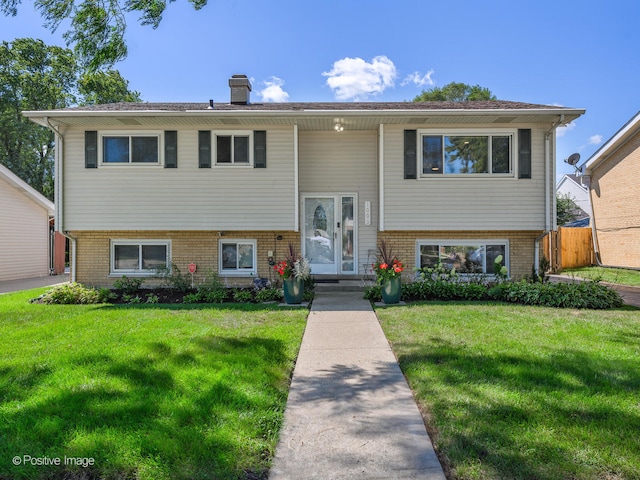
(313, 279, 372, 293)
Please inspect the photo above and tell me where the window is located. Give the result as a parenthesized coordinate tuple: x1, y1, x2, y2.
(417, 240, 508, 275)
(111, 240, 170, 275)
(214, 131, 252, 165)
(219, 240, 257, 275)
(102, 133, 160, 164)
(420, 130, 513, 176)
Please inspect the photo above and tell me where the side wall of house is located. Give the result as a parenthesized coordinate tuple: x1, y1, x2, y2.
(71, 230, 300, 287)
(62, 126, 297, 231)
(589, 129, 640, 268)
(0, 181, 50, 281)
(381, 124, 550, 231)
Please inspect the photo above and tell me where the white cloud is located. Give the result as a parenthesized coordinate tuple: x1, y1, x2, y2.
(322, 55, 397, 100)
(588, 134, 603, 145)
(258, 76, 289, 102)
(556, 121, 576, 138)
(401, 69, 435, 87)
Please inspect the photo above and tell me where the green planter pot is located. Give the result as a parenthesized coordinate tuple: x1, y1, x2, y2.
(283, 277, 304, 304)
(381, 276, 402, 304)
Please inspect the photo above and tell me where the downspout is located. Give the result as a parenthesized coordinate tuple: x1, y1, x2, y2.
(535, 115, 567, 276)
(378, 123, 384, 232)
(45, 117, 76, 283)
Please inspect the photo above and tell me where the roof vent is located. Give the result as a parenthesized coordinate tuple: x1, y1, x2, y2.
(229, 74, 251, 105)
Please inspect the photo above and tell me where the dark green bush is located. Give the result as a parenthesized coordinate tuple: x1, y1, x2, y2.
(488, 280, 623, 309)
(233, 289, 254, 303)
(113, 275, 144, 295)
(255, 288, 282, 303)
(363, 285, 381, 302)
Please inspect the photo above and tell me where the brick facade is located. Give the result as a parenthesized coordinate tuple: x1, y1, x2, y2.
(70, 230, 300, 287)
(589, 129, 640, 268)
(71, 229, 541, 287)
(378, 230, 543, 280)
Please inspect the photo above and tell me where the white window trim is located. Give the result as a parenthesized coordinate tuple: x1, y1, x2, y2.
(417, 128, 517, 178)
(218, 239, 257, 276)
(213, 130, 254, 167)
(110, 239, 171, 276)
(99, 130, 164, 167)
(415, 239, 510, 277)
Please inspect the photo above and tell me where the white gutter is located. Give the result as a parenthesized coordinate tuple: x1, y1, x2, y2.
(294, 124, 299, 232)
(45, 117, 76, 283)
(378, 123, 384, 231)
(23, 107, 587, 122)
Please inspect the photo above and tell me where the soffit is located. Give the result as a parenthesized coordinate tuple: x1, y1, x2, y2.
(38, 111, 583, 130)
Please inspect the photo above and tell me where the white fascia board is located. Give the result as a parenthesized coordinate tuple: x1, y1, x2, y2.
(583, 110, 640, 174)
(0, 164, 55, 214)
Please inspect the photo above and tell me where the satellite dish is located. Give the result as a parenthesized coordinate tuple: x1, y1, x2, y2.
(565, 153, 581, 166)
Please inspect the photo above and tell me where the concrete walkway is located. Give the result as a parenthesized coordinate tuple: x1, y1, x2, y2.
(0, 274, 69, 294)
(269, 292, 446, 480)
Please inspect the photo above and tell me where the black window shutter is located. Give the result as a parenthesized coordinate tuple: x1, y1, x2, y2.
(164, 131, 177, 168)
(254, 130, 266, 168)
(404, 130, 417, 179)
(85, 131, 98, 168)
(198, 130, 211, 168)
(518, 129, 532, 179)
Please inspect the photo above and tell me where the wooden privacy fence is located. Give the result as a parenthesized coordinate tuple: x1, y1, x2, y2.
(543, 227, 595, 272)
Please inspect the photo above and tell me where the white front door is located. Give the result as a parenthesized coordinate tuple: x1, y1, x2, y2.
(303, 194, 357, 275)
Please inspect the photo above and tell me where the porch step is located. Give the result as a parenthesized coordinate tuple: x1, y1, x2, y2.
(313, 279, 370, 293)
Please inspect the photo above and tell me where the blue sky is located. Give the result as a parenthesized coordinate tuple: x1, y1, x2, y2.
(2, 0, 639, 180)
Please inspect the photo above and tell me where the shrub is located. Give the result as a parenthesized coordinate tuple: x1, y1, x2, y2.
(233, 289, 254, 303)
(488, 280, 623, 309)
(255, 288, 282, 303)
(112, 276, 144, 295)
(35, 283, 113, 305)
(363, 285, 382, 302)
(156, 264, 192, 293)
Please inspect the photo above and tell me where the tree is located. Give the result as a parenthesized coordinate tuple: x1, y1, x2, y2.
(413, 82, 496, 102)
(0, 38, 140, 199)
(556, 193, 582, 226)
(1, 0, 207, 70)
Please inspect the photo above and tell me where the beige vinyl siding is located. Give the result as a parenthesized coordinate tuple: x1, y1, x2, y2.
(0, 180, 50, 281)
(62, 126, 296, 231)
(382, 125, 550, 231)
(298, 130, 378, 274)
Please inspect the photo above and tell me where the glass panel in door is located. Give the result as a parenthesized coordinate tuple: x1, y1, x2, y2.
(304, 197, 336, 274)
(341, 196, 355, 273)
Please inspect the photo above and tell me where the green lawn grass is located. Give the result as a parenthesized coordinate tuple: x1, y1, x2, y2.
(563, 266, 640, 287)
(0, 289, 308, 480)
(377, 301, 640, 480)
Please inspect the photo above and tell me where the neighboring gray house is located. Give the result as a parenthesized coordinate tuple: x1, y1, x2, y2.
(556, 173, 591, 222)
(24, 75, 584, 286)
(0, 164, 55, 282)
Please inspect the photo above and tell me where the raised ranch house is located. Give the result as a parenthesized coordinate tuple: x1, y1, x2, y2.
(24, 75, 584, 287)
(583, 110, 640, 269)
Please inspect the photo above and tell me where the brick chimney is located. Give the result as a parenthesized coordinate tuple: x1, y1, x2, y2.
(229, 74, 251, 105)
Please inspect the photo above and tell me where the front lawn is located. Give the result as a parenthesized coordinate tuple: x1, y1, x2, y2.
(377, 302, 640, 480)
(562, 266, 640, 287)
(0, 289, 307, 480)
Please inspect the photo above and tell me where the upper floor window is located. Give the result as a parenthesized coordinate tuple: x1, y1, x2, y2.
(102, 132, 160, 164)
(215, 131, 252, 166)
(420, 130, 513, 176)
